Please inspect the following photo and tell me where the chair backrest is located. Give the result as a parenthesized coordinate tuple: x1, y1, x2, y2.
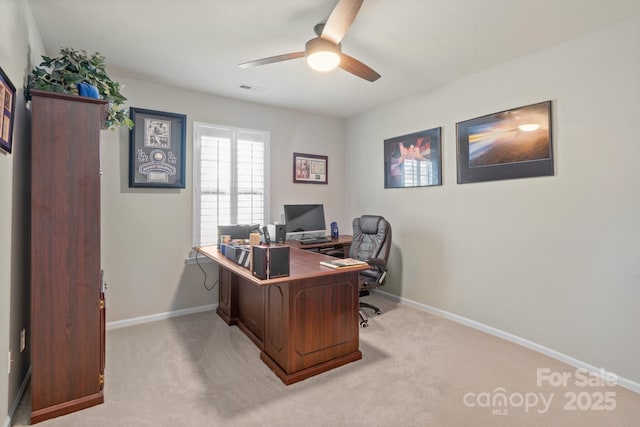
(349, 215, 392, 263)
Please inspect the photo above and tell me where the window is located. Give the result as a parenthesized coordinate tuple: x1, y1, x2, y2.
(193, 122, 269, 247)
(403, 159, 435, 186)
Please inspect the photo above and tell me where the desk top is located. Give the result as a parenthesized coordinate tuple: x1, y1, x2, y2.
(196, 243, 367, 286)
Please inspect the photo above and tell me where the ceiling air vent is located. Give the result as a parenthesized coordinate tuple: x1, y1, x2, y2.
(237, 83, 266, 92)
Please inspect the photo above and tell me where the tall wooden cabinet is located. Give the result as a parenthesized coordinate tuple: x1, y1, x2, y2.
(30, 90, 107, 424)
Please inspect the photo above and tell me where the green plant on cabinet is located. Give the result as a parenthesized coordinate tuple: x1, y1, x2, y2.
(25, 47, 134, 130)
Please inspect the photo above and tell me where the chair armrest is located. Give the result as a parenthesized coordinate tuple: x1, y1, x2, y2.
(366, 258, 386, 272)
(366, 258, 386, 267)
(363, 258, 387, 285)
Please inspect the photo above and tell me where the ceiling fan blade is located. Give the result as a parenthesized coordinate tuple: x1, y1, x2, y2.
(239, 51, 305, 68)
(321, 0, 364, 44)
(339, 53, 380, 82)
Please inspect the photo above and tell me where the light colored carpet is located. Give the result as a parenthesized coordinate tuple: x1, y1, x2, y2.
(12, 293, 640, 426)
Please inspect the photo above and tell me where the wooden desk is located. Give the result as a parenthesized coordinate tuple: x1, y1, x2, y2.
(196, 245, 368, 385)
(285, 235, 353, 257)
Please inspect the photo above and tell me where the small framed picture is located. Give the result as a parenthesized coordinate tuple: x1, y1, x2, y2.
(129, 107, 186, 188)
(293, 152, 328, 184)
(384, 127, 442, 188)
(0, 66, 16, 154)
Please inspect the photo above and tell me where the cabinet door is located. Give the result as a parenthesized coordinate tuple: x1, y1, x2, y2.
(30, 91, 107, 423)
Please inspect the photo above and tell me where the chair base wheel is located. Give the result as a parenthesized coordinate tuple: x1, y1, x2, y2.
(359, 310, 368, 328)
(360, 302, 382, 317)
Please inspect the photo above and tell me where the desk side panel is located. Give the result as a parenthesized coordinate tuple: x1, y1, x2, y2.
(216, 268, 238, 325)
(237, 278, 265, 348)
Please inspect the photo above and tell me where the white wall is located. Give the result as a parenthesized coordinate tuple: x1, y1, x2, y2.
(0, 0, 45, 423)
(100, 75, 346, 322)
(345, 16, 640, 383)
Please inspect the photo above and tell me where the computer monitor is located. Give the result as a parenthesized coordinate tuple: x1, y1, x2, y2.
(283, 204, 326, 239)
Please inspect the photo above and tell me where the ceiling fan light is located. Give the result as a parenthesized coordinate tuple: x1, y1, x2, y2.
(305, 37, 341, 72)
(307, 51, 341, 71)
(518, 123, 541, 132)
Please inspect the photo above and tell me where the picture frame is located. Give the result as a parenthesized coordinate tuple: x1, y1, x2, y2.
(456, 101, 553, 184)
(293, 152, 328, 184)
(0, 66, 16, 154)
(129, 107, 186, 188)
(384, 127, 442, 188)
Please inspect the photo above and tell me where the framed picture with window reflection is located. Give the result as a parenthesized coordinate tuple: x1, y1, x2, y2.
(384, 127, 442, 189)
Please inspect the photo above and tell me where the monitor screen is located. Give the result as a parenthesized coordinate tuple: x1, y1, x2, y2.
(284, 204, 326, 236)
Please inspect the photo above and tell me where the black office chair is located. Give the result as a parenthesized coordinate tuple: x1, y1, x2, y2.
(349, 215, 392, 327)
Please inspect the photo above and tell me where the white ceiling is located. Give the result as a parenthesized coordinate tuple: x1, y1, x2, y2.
(27, 0, 640, 118)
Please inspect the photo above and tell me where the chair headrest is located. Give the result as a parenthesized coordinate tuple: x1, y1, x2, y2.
(358, 215, 383, 234)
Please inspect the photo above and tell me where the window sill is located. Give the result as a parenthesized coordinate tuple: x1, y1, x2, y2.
(185, 249, 214, 265)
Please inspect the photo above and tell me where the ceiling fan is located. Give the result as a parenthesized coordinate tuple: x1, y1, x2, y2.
(239, 0, 380, 82)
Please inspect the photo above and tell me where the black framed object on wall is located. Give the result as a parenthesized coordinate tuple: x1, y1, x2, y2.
(384, 127, 442, 188)
(129, 107, 186, 188)
(456, 101, 553, 184)
(293, 152, 328, 184)
(0, 66, 16, 153)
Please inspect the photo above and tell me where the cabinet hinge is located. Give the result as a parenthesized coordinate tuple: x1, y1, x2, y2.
(99, 299, 105, 310)
(99, 373, 104, 386)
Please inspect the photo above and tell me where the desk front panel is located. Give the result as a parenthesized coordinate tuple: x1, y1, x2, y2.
(264, 269, 360, 376)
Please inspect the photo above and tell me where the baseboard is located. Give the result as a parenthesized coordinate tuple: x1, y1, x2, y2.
(376, 290, 640, 394)
(106, 304, 217, 330)
(4, 366, 31, 427)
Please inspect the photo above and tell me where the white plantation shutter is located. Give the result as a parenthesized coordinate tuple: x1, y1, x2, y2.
(194, 123, 268, 246)
(237, 131, 266, 225)
(403, 159, 435, 186)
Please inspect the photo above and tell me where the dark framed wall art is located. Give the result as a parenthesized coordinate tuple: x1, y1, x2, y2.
(456, 101, 553, 184)
(384, 127, 442, 188)
(129, 107, 186, 188)
(293, 152, 328, 184)
(0, 66, 16, 153)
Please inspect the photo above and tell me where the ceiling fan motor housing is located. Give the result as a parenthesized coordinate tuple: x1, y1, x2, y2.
(305, 37, 342, 71)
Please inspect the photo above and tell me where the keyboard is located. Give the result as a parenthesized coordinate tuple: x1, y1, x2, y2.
(300, 237, 332, 244)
